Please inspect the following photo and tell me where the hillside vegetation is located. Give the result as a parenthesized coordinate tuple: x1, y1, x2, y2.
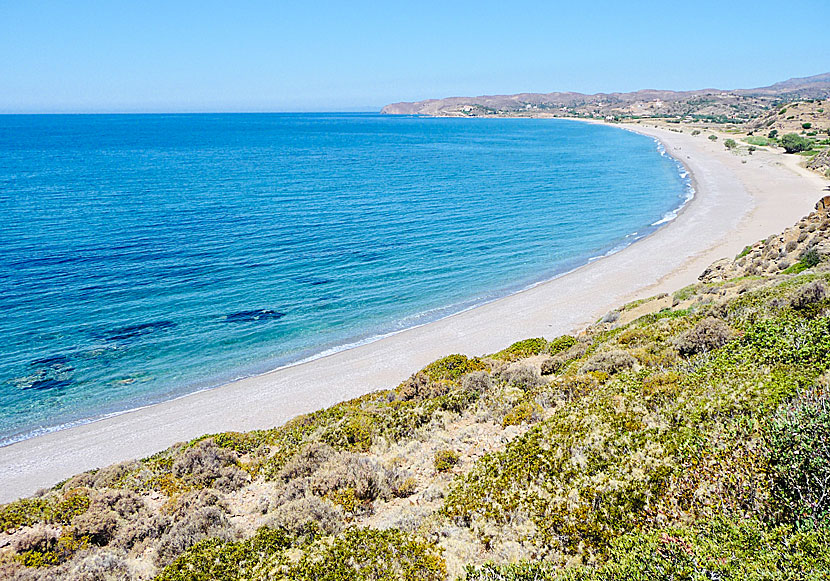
(1, 200, 830, 580)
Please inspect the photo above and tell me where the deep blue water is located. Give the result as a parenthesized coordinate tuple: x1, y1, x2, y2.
(0, 113, 691, 444)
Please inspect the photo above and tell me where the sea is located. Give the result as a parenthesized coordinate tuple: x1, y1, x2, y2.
(0, 113, 692, 445)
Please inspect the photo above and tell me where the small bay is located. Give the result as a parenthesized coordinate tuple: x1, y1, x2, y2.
(0, 113, 690, 444)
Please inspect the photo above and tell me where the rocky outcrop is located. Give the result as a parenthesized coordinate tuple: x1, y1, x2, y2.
(807, 149, 830, 177)
(699, 197, 830, 282)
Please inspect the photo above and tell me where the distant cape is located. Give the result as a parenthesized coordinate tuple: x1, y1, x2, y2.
(381, 72, 830, 118)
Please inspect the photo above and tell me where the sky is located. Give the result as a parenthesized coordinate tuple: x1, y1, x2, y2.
(1, 0, 829, 113)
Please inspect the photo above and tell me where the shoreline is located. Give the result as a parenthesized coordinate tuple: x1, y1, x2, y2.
(0, 121, 695, 450)
(0, 122, 826, 502)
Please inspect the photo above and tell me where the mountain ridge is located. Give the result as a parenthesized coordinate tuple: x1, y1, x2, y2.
(381, 72, 830, 120)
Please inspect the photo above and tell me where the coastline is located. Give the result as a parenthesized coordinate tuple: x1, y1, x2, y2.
(0, 121, 694, 450)
(0, 122, 826, 502)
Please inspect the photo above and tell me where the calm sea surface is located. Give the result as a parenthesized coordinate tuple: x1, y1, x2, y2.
(0, 113, 691, 444)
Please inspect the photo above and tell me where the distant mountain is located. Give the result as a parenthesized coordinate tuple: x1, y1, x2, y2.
(381, 73, 830, 122)
(747, 72, 830, 96)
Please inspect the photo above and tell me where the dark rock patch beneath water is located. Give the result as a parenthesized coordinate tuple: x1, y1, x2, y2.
(295, 276, 332, 286)
(105, 321, 177, 341)
(223, 309, 286, 323)
(25, 378, 73, 391)
(30, 354, 72, 368)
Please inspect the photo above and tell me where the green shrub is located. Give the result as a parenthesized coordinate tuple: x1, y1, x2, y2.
(462, 562, 556, 581)
(434, 449, 460, 472)
(781, 133, 812, 153)
(494, 338, 549, 361)
(286, 528, 446, 581)
(768, 386, 830, 528)
(768, 129, 779, 139)
(724, 138, 737, 150)
(561, 518, 830, 580)
(783, 249, 823, 274)
(422, 354, 486, 382)
(708, 134, 718, 141)
(0, 492, 90, 532)
(156, 527, 294, 581)
(803, 123, 813, 130)
(548, 335, 578, 355)
(502, 401, 542, 427)
(162, 529, 445, 581)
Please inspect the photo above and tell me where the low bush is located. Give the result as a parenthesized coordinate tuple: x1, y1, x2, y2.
(287, 528, 446, 581)
(268, 496, 344, 535)
(0, 491, 91, 533)
(422, 354, 486, 382)
(502, 401, 543, 427)
(580, 349, 637, 374)
(393, 476, 417, 498)
(68, 549, 131, 581)
(500, 363, 544, 389)
(277, 442, 335, 482)
(156, 526, 293, 581)
(71, 507, 120, 546)
(790, 280, 827, 310)
(540, 356, 563, 376)
(675, 316, 734, 356)
(434, 449, 460, 472)
(155, 506, 234, 566)
(160, 528, 446, 581)
(172, 440, 247, 491)
(494, 338, 548, 361)
(311, 452, 399, 501)
(461, 370, 494, 394)
(548, 335, 578, 355)
(768, 386, 830, 528)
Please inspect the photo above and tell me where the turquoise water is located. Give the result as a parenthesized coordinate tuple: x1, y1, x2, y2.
(0, 114, 691, 444)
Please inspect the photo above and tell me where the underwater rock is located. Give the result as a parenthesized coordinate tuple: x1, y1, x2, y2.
(294, 276, 331, 286)
(26, 378, 72, 391)
(223, 309, 286, 323)
(30, 354, 72, 368)
(106, 320, 176, 341)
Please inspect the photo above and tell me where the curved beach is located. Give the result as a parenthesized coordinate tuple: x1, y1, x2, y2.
(0, 122, 826, 502)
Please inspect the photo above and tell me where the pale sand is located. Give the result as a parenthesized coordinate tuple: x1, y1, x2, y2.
(1, 124, 827, 502)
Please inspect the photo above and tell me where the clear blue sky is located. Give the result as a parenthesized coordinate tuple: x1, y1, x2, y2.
(2, 0, 829, 113)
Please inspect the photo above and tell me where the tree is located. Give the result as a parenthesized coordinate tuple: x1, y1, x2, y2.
(802, 122, 812, 130)
(780, 133, 812, 153)
(768, 129, 779, 139)
(724, 139, 737, 150)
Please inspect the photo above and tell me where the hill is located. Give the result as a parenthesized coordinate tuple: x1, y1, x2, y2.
(381, 73, 830, 122)
(1, 197, 830, 580)
(747, 99, 830, 138)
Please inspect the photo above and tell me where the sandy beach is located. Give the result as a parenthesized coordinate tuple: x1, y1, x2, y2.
(1, 122, 827, 503)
